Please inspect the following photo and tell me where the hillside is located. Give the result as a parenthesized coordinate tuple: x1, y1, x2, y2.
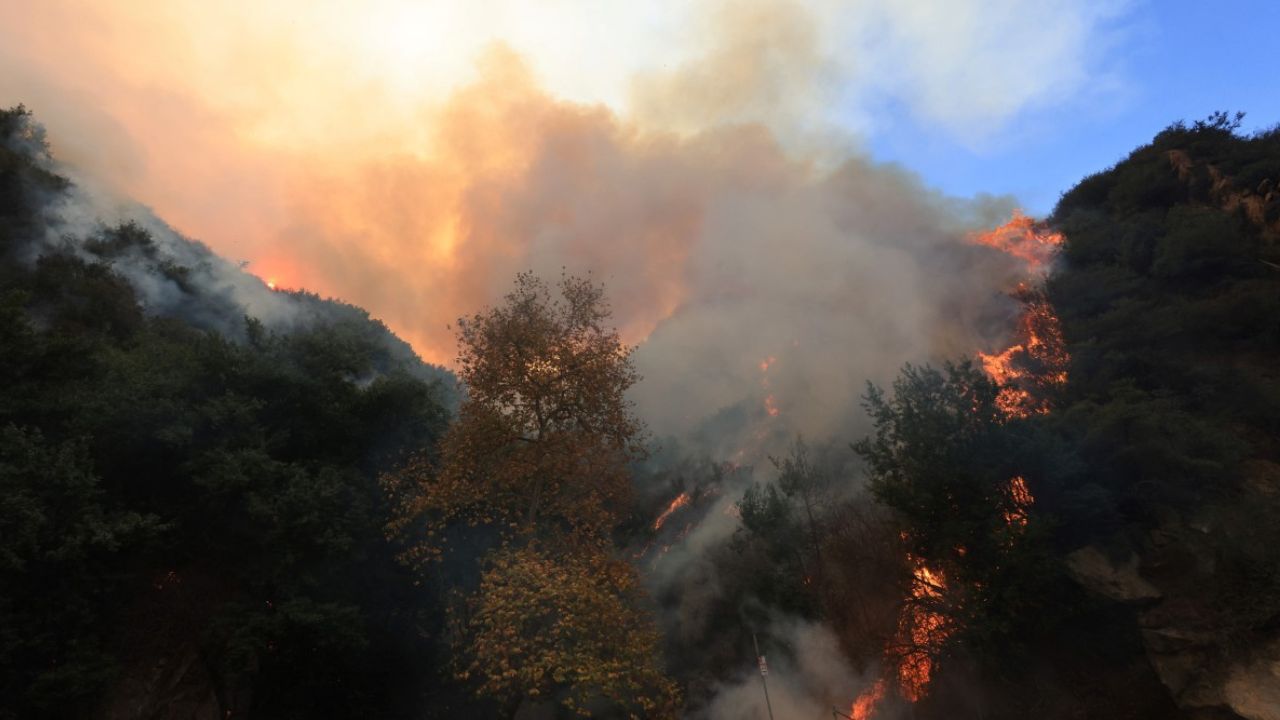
(3, 101, 1280, 720)
(1046, 113, 1280, 718)
(0, 106, 459, 719)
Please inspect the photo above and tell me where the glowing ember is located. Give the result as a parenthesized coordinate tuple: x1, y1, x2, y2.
(652, 492, 691, 531)
(850, 678, 886, 720)
(1002, 475, 1034, 527)
(758, 356, 781, 417)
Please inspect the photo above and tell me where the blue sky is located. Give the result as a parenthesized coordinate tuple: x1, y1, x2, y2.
(864, 1, 1280, 214)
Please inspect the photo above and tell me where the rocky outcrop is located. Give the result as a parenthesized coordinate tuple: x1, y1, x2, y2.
(1167, 149, 1280, 235)
(1068, 505, 1280, 720)
(1066, 547, 1161, 603)
(1223, 640, 1280, 720)
(97, 570, 242, 720)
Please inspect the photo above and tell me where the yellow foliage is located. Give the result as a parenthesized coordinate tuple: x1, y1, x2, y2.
(460, 545, 681, 718)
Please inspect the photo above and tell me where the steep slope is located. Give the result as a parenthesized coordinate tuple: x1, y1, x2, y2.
(1047, 114, 1280, 719)
(0, 106, 458, 719)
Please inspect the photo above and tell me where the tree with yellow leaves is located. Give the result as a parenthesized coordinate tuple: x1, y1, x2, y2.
(458, 545, 680, 718)
(385, 272, 678, 716)
(387, 272, 645, 558)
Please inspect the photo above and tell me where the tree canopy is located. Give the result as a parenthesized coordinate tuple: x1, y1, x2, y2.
(386, 271, 678, 717)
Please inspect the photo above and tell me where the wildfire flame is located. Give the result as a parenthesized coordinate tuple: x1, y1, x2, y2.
(850, 679, 886, 720)
(849, 212, 1066, 718)
(969, 209, 1064, 274)
(652, 492, 691, 532)
(1003, 475, 1034, 527)
(894, 558, 952, 702)
(849, 553, 953, 718)
(977, 291, 1069, 418)
(973, 212, 1069, 418)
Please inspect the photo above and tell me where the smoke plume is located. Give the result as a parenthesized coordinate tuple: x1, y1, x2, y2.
(0, 1, 1131, 713)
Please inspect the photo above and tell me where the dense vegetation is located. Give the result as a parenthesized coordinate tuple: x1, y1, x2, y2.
(0, 106, 454, 719)
(848, 113, 1280, 717)
(652, 114, 1280, 719)
(385, 272, 680, 717)
(3, 101, 1277, 720)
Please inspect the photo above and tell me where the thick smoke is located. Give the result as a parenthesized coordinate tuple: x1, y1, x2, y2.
(5, 130, 452, 392)
(271, 52, 1024, 456)
(0, 1, 1126, 713)
(698, 619, 869, 720)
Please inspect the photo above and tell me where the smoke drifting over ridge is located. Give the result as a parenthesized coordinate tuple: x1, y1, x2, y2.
(0, 0, 1053, 458)
(256, 52, 1027, 457)
(0, 3, 1124, 715)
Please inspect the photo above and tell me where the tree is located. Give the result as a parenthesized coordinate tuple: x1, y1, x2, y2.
(387, 271, 646, 560)
(458, 545, 680, 718)
(386, 272, 679, 716)
(735, 439, 835, 616)
(0, 426, 160, 714)
(853, 363, 1055, 658)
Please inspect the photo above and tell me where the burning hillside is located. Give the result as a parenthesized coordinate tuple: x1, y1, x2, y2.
(847, 210, 1068, 719)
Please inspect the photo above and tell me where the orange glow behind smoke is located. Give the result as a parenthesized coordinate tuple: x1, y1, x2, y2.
(2, 1, 852, 368)
(759, 356, 781, 417)
(764, 395, 780, 417)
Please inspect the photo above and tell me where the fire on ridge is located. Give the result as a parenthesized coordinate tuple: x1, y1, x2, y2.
(848, 210, 1067, 719)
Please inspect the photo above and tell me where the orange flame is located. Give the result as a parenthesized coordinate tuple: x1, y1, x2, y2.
(850, 678, 886, 720)
(652, 492, 691, 531)
(893, 557, 952, 702)
(1003, 475, 1034, 527)
(851, 213, 1066, 718)
(969, 209, 1064, 274)
(973, 214, 1070, 419)
(764, 394, 779, 417)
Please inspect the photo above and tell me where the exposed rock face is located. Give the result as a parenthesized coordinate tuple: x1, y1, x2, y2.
(1069, 511, 1280, 720)
(1166, 149, 1280, 234)
(1223, 640, 1280, 720)
(97, 570, 240, 720)
(1066, 547, 1161, 603)
(1052, 148, 1280, 720)
(100, 641, 223, 720)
